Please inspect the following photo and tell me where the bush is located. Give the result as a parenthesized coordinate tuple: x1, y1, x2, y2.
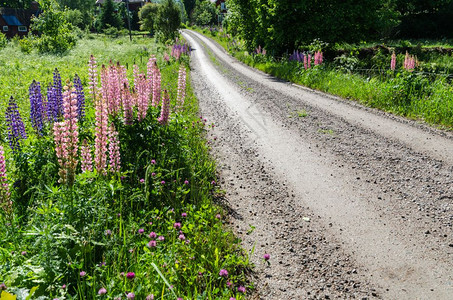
(18, 37, 33, 53)
(0, 32, 7, 49)
(156, 0, 181, 43)
(139, 2, 159, 36)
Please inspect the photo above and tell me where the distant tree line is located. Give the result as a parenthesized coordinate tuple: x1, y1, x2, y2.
(223, 0, 453, 55)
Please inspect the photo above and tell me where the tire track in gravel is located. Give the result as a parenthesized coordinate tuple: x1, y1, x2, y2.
(183, 30, 453, 299)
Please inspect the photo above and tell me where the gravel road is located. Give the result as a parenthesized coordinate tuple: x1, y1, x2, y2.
(182, 30, 453, 300)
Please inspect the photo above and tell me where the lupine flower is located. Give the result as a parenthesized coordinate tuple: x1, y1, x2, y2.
(147, 55, 156, 98)
(308, 54, 312, 69)
(108, 125, 121, 173)
(122, 83, 134, 125)
(29, 80, 44, 134)
(54, 86, 79, 185)
(404, 51, 417, 71)
(80, 139, 93, 172)
(237, 286, 246, 293)
(390, 52, 396, 71)
(177, 65, 186, 111)
(152, 63, 161, 107)
(88, 54, 98, 100)
(73, 74, 86, 122)
(5, 96, 27, 152)
(164, 52, 170, 62)
(98, 288, 107, 295)
(158, 90, 170, 125)
(126, 272, 135, 280)
(46, 86, 59, 122)
(289, 50, 304, 62)
(80, 271, 86, 277)
(303, 54, 308, 70)
(314, 51, 323, 65)
(219, 269, 228, 277)
(53, 68, 63, 116)
(94, 97, 108, 175)
(135, 71, 149, 121)
(0, 146, 12, 217)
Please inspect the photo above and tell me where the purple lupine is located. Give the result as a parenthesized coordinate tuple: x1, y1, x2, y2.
(289, 50, 304, 62)
(46, 86, 59, 122)
(29, 80, 44, 134)
(5, 96, 27, 152)
(53, 68, 63, 116)
(73, 74, 86, 122)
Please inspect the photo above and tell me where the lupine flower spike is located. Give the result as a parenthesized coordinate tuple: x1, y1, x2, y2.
(73, 74, 86, 122)
(390, 52, 396, 71)
(158, 90, 170, 125)
(94, 97, 108, 175)
(0, 145, 12, 217)
(108, 125, 121, 173)
(88, 54, 98, 100)
(5, 96, 27, 152)
(29, 80, 45, 134)
(177, 65, 186, 111)
(80, 139, 93, 173)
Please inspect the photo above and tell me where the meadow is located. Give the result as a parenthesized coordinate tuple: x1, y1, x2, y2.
(197, 27, 453, 129)
(0, 34, 250, 299)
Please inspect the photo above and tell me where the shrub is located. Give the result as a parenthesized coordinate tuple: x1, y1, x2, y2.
(18, 37, 33, 53)
(156, 0, 181, 43)
(0, 32, 7, 49)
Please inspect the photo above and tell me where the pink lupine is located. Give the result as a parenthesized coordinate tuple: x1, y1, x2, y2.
(122, 83, 134, 125)
(0, 145, 12, 217)
(177, 65, 186, 111)
(88, 55, 98, 100)
(94, 97, 109, 175)
(158, 90, 170, 125)
(108, 125, 121, 173)
(152, 64, 161, 107)
(390, 52, 396, 71)
(136, 73, 149, 121)
(303, 54, 308, 70)
(403, 51, 417, 71)
(80, 139, 93, 172)
(314, 51, 323, 65)
(147, 56, 156, 100)
(54, 86, 79, 185)
(308, 54, 312, 69)
(108, 63, 121, 115)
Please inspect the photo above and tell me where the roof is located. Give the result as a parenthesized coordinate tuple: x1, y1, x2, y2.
(1, 15, 23, 26)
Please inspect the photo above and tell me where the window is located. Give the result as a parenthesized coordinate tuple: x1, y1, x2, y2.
(2, 26, 8, 32)
(221, 2, 226, 10)
(18, 26, 27, 32)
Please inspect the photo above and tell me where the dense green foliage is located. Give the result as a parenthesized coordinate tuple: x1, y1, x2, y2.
(57, 0, 95, 29)
(225, 0, 453, 55)
(0, 32, 7, 49)
(138, 3, 159, 35)
(0, 0, 32, 8)
(0, 34, 250, 299)
(155, 0, 181, 42)
(191, 0, 217, 26)
(96, 0, 124, 32)
(30, 0, 77, 54)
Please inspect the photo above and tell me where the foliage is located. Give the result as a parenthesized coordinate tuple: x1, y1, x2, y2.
(57, 0, 95, 29)
(227, 0, 400, 55)
(31, 1, 77, 54)
(184, 0, 197, 17)
(0, 35, 251, 299)
(18, 37, 33, 53)
(156, 0, 181, 43)
(191, 0, 217, 26)
(96, 0, 124, 31)
(138, 2, 160, 36)
(0, 0, 31, 8)
(0, 32, 7, 49)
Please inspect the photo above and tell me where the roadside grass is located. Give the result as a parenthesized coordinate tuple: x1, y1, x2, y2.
(191, 28, 453, 129)
(0, 35, 251, 299)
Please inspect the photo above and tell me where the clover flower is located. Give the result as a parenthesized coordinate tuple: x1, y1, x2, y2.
(148, 240, 157, 247)
(219, 269, 228, 277)
(173, 222, 181, 229)
(237, 286, 246, 293)
(80, 271, 86, 277)
(126, 272, 135, 280)
(98, 287, 107, 295)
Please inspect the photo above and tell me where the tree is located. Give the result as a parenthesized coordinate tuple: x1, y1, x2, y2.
(191, 0, 217, 26)
(156, 0, 181, 42)
(184, 0, 196, 18)
(56, 0, 95, 29)
(139, 3, 159, 35)
(0, 0, 32, 8)
(31, 0, 76, 54)
(96, 0, 124, 31)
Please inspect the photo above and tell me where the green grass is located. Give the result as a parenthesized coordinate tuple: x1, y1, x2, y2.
(0, 34, 251, 299)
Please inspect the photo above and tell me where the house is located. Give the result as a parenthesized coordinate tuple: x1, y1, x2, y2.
(0, 2, 40, 38)
(215, 0, 227, 14)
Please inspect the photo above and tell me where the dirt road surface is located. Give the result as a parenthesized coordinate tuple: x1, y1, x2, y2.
(182, 30, 453, 300)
